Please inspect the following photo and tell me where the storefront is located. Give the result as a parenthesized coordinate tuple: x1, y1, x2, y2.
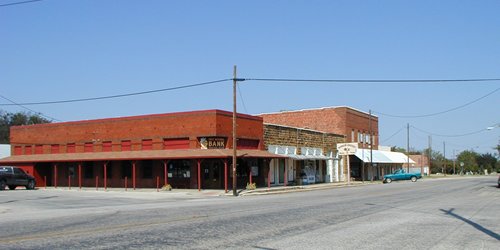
(0, 110, 283, 190)
(351, 148, 416, 180)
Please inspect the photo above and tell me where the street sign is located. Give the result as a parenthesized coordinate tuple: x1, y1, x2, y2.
(337, 143, 358, 156)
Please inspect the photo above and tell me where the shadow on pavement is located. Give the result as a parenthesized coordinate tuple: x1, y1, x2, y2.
(440, 208, 500, 241)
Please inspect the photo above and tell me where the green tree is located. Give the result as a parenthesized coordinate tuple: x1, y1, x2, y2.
(0, 110, 51, 143)
(476, 153, 497, 174)
(456, 150, 480, 174)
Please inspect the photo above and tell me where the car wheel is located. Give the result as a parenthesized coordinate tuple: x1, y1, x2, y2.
(0, 180, 6, 190)
(385, 178, 392, 184)
(8, 185, 17, 190)
(26, 180, 35, 190)
(411, 176, 417, 182)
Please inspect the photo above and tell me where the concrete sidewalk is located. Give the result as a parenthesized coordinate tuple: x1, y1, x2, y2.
(35, 180, 380, 198)
(234, 181, 378, 196)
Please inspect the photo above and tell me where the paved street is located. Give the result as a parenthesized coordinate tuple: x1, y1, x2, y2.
(0, 176, 498, 249)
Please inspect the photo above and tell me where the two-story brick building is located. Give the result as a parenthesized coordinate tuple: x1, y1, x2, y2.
(263, 124, 345, 185)
(0, 110, 283, 191)
(259, 107, 411, 181)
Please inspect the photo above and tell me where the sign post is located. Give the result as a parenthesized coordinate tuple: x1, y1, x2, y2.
(337, 143, 358, 185)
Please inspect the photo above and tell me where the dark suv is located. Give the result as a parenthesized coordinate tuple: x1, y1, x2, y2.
(0, 166, 36, 190)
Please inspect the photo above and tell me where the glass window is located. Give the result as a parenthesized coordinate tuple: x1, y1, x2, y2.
(168, 160, 191, 178)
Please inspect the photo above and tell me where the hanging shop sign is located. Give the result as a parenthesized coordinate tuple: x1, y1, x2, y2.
(337, 143, 358, 155)
(199, 137, 227, 149)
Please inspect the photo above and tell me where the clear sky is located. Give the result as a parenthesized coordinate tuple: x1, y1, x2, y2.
(1, 0, 499, 157)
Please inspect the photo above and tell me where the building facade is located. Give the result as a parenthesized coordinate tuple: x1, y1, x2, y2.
(263, 124, 345, 185)
(0, 110, 282, 190)
(259, 106, 379, 149)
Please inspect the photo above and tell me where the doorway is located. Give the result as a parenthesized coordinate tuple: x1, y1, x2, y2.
(202, 160, 222, 189)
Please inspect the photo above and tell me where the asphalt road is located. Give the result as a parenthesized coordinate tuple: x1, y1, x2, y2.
(0, 176, 498, 249)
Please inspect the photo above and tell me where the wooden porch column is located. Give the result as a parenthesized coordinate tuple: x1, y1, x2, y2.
(197, 159, 201, 191)
(224, 159, 228, 193)
(163, 160, 169, 185)
(284, 159, 287, 187)
(267, 159, 271, 188)
(132, 161, 136, 190)
(78, 163, 82, 190)
(104, 162, 107, 191)
(54, 164, 58, 188)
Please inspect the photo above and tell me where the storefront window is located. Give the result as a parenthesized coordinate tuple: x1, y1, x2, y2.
(168, 160, 191, 178)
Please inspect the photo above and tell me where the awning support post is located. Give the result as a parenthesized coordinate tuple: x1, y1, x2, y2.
(54, 164, 57, 188)
(224, 159, 228, 193)
(197, 159, 201, 191)
(163, 160, 169, 186)
(284, 159, 287, 187)
(132, 161, 136, 190)
(78, 163, 82, 190)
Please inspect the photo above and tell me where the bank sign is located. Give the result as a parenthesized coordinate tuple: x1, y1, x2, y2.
(199, 137, 226, 149)
(337, 143, 358, 155)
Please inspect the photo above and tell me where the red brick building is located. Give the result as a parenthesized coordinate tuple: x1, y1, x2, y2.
(0, 110, 282, 190)
(259, 106, 379, 149)
(259, 106, 384, 181)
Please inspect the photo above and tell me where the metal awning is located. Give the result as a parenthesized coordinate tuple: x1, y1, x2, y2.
(354, 149, 416, 164)
(0, 149, 285, 165)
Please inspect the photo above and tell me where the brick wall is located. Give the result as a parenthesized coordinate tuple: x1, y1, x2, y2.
(263, 124, 345, 154)
(259, 106, 378, 148)
(10, 110, 264, 155)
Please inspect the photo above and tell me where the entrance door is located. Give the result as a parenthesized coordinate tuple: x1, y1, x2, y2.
(202, 160, 221, 189)
(278, 159, 285, 184)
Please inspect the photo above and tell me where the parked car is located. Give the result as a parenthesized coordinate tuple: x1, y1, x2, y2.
(497, 175, 500, 188)
(0, 166, 36, 190)
(383, 169, 422, 184)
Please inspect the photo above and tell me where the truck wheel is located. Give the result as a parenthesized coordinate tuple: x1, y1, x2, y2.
(8, 185, 17, 190)
(411, 176, 417, 182)
(26, 180, 35, 190)
(384, 178, 392, 184)
(0, 180, 6, 190)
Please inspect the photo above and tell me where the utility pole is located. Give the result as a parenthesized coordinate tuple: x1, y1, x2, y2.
(407, 123, 410, 172)
(232, 65, 238, 196)
(453, 149, 456, 175)
(369, 110, 373, 182)
(428, 135, 432, 175)
(443, 141, 446, 176)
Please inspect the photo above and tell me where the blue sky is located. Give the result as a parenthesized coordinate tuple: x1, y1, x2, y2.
(1, 0, 499, 156)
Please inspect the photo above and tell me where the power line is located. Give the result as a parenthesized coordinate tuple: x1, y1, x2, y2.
(0, 79, 231, 106)
(411, 125, 498, 138)
(0, 94, 60, 121)
(236, 83, 248, 113)
(373, 87, 500, 118)
(380, 126, 405, 143)
(245, 78, 500, 83)
(0, 0, 42, 7)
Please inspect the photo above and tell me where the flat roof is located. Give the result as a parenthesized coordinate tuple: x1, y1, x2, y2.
(11, 109, 262, 130)
(256, 106, 378, 117)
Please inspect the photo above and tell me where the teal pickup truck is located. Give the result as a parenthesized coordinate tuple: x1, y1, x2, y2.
(383, 169, 422, 184)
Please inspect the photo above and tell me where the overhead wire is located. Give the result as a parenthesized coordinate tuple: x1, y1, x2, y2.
(0, 79, 232, 106)
(236, 83, 248, 113)
(380, 125, 405, 143)
(411, 124, 498, 138)
(0, 94, 60, 121)
(0, 0, 42, 7)
(244, 77, 500, 83)
(373, 87, 500, 118)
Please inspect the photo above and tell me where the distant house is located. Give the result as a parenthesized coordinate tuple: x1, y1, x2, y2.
(0, 144, 11, 160)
